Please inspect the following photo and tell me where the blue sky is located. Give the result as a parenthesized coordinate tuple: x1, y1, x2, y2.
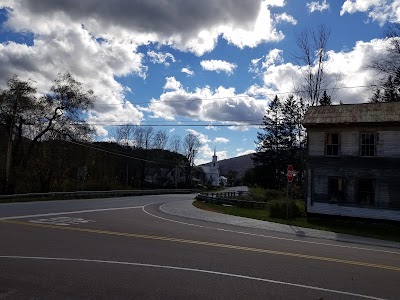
(0, 0, 398, 164)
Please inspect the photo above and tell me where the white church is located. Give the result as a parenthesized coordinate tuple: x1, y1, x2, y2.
(200, 149, 227, 187)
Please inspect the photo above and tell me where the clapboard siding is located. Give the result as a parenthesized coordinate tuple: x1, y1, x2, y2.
(341, 131, 359, 156)
(308, 128, 400, 158)
(308, 131, 325, 156)
(378, 131, 400, 157)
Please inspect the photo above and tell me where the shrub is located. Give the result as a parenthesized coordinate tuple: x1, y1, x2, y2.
(269, 199, 303, 219)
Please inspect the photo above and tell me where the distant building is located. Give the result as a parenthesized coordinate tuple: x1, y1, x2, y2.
(200, 149, 220, 186)
(303, 102, 400, 221)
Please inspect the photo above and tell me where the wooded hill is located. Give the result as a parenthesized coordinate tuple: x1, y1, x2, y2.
(0, 127, 189, 194)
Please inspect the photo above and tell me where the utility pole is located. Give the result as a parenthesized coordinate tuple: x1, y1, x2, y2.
(5, 92, 18, 193)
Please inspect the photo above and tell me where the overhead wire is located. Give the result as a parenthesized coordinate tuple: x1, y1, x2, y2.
(92, 84, 379, 107)
(68, 140, 185, 167)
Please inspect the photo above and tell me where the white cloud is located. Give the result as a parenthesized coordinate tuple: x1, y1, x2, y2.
(200, 59, 237, 75)
(1, 0, 291, 56)
(307, 1, 329, 13)
(274, 13, 297, 25)
(0, 25, 145, 129)
(247, 38, 392, 105)
(195, 143, 228, 165)
(214, 137, 229, 143)
(148, 77, 266, 126)
(147, 50, 175, 66)
(340, 0, 400, 25)
(186, 129, 210, 144)
(236, 149, 255, 156)
(181, 67, 194, 76)
(163, 76, 182, 91)
(205, 125, 218, 131)
(249, 48, 283, 76)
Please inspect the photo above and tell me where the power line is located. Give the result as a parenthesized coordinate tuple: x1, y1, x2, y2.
(92, 84, 378, 107)
(68, 140, 185, 167)
(75, 123, 262, 127)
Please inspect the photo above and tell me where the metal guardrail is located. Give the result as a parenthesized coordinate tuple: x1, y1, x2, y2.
(0, 189, 194, 201)
(196, 191, 269, 209)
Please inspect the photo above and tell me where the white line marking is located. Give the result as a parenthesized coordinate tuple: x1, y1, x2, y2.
(142, 203, 400, 256)
(0, 255, 386, 300)
(29, 217, 95, 226)
(0, 205, 144, 220)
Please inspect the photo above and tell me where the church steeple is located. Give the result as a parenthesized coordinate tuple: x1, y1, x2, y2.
(212, 146, 217, 163)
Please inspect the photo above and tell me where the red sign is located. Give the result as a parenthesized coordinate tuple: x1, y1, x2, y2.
(287, 165, 294, 182)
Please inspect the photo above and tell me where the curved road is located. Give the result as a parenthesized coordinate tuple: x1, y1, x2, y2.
(0, 192, 399, 299)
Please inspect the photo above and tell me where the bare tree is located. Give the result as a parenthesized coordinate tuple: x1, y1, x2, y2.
(295, 24, 333, 106)
(133, 126, 144, 149)
(169, 134, 182, 154)
(153, 129, 168, 149)
(111, 123, 134, 146)
(183, 133, 201, 185)
(370, 24, 400, 76)
(369, 24, 400, 102)
(142, 127, 154, 150)
(183, 133, 200, 163)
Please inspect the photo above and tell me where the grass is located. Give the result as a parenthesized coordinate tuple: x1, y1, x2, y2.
(193, 200, 400, 243)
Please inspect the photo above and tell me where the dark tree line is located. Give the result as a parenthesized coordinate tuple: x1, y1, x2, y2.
(251, 95, 307, 189)
(0, 74, 201, 194)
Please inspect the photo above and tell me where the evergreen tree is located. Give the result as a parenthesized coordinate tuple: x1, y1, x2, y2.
(319, 90, 332, 105)
(382, 75, 400, 102)
(254, 95, 308, 189)
(370, 88, 382, 103)
(254, 95, 285, 188)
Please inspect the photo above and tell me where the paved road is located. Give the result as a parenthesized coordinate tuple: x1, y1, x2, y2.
(0, 193, 399, 299)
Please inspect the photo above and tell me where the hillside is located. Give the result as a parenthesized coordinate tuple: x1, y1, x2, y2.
(218, 153, 254, 177)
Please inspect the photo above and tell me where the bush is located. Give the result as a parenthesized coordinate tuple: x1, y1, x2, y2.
(269, 199, 303, 219)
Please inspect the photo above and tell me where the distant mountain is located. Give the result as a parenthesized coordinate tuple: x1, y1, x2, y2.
(217, 153, 255, 177)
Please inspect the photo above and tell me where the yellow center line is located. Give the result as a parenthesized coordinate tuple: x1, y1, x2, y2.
(2, 219, 400, 272)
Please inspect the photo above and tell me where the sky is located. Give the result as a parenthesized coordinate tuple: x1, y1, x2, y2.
(0, 0, 399, 165)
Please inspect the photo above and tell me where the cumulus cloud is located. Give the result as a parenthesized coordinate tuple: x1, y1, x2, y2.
(247, 38, 392, 105)
(307, 1, 329, 13)
(196, 143, 228, 165)
(200, 59, 237, 75)
(186, 129, 210, 144)
(181, 67, 194, 76)
(249, 48, 284, 76)
(236, 149, 255, 156)
(340, 0, 400, 25)
(163, 76, 182, 91)
(274, 13, 297, 25)
(147, 77, 266, 125)
(0, 24, 145, 127)
(147, 50, 175, 66)
(1, 0, 291, 55)
(214, 137, 229, 143)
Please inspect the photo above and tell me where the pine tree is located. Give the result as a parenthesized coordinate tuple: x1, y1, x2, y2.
(382, 75, 400, 102)
(254, 95, 285, 188)
(370, 88, 382, 103)
(254, 95, 308, 188)
(319, 90, 332, 105)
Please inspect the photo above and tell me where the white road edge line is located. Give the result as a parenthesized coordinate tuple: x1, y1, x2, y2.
(0, 205, 144, 220)
(142, 203, 400, 256)
(0, 255, 386, 300)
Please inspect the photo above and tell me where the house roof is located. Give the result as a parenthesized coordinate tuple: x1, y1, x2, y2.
(303, 102, 400, 126)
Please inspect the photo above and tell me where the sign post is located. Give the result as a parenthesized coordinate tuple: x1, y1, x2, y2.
(286, 165, 294, 222)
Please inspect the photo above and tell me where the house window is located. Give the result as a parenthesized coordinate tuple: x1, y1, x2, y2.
(357, 179, 375, 205)
(360, 133, 375, 157)
(325, 133, 340, 156)
(328, 177, 343, 203)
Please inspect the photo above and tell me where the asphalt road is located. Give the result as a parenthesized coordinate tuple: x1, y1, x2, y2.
(0, 193, 399, 299)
